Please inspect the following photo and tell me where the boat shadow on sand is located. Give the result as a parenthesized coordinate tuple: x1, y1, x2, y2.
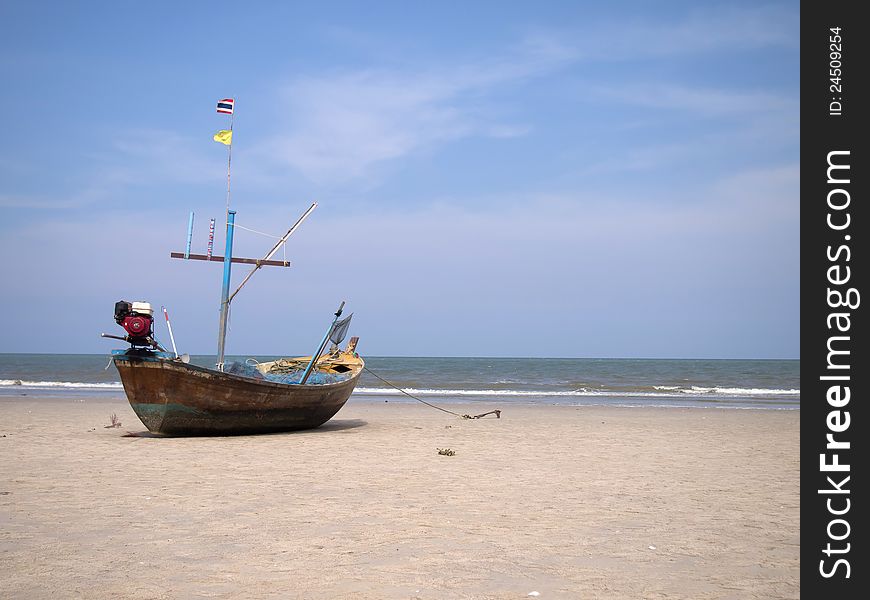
(120, 418, 368, 438)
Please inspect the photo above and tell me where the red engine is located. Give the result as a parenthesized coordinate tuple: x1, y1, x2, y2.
(121, 314, 152, 337)
(114, 301, 155, 346)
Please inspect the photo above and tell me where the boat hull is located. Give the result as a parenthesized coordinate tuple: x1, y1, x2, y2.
(114, 351, 362, 436)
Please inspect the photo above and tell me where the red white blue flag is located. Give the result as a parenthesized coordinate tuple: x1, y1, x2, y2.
(216, 98, 234, 114)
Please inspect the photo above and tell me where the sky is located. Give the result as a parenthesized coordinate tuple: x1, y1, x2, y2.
(0, 0, 799, 359)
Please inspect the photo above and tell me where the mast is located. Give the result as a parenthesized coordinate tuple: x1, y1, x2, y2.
(203, 204, 315, 370)
(224, 110, 234, 220)
(215, 97, 235, 221)
(171, 97, 317, 371)
(216, 210, 236, 371)
(215, 97, 235, 371)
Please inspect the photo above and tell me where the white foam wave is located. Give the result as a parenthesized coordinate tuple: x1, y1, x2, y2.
(354, 386, 800, 398)
(0, 379, 123, 390)
(682, 386, 800, 396)
(357, 386, 579, 397)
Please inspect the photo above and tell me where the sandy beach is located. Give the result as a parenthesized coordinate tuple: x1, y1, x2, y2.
(0, 397, 799, 599)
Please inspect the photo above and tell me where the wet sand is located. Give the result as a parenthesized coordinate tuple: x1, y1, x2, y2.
(0, 396, 799, 599)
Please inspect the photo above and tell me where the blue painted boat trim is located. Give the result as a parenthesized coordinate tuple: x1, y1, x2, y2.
(112, 348, 175, 360)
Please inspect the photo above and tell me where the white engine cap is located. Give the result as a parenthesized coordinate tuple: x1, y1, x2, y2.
(130, 301, 154, 316)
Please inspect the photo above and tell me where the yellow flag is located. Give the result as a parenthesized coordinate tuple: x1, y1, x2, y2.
(213, 130, 233, 145)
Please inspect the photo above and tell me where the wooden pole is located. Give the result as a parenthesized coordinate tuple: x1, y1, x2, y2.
(170, 252, 291, 267)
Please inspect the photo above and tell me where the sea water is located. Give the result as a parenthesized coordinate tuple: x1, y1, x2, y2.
(0, 354, 799, 409)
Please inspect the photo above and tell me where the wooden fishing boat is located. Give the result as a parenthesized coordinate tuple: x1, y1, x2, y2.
(103, 98, 363, 436)
(112, 341, 363, 436)
(105, 205, 362, 437)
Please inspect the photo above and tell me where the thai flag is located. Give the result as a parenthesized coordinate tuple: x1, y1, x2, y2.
(216, 98, 234, 114)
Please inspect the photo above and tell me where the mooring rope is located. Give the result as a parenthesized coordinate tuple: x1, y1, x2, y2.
(362, 366, 500, 420)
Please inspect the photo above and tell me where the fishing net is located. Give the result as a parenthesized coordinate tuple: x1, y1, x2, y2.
(224, 361, 349, 385)
(264, 370, 347, 385)
(225, 361, 265, 379)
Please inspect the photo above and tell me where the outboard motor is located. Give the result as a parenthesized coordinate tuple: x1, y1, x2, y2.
(113, 301, 156, 347)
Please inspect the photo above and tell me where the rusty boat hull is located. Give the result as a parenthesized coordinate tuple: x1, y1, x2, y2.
(114, 349, 363, 436)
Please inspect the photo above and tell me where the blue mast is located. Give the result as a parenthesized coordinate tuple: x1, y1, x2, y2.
(216, 210, 236, 370)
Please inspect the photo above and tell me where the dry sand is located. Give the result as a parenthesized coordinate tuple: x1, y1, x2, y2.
(0, 396, 799, 599)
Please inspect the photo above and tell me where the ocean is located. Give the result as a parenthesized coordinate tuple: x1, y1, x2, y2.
(0, 354, 799, 410)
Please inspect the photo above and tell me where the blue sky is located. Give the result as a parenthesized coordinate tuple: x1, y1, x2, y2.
(0, 1, 799, 358)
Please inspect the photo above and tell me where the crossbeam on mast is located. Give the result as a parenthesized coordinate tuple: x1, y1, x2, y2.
(170, 252, 291, 267)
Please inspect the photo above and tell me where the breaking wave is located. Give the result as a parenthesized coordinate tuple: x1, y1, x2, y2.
(355, 385, 800, 398)
(0, 379, 122, 390)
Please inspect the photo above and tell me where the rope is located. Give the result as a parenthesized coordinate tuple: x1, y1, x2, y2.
(234, 224, 283, 239)
(363, 366, 501, 420)
(233, 224, 287, 262)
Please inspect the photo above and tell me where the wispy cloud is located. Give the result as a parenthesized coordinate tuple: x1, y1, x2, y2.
(102, 129, 223, 187)
(267, 71, 473, 181)
(0, 130, 225, 212)
(655, 4, 799, 52)
(259, 37, 578, 183)
(708, 163, 799, 224)
(0, 193, 83, 209)
(575, 116, 797, 181)
(592, 83, 796, 117)
(256, 3, 796, 184)
(567, 4, 798, 60)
